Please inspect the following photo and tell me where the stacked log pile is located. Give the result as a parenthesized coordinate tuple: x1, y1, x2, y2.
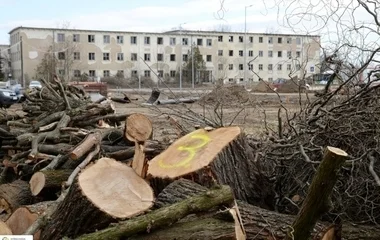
(0, 76, 378, 240)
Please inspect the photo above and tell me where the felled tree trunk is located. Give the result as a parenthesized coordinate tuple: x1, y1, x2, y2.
(0, 220, 12, 235)
(29, 169, 72, 198)
(0, 180, 33, 216)
(40, 158, 154, 240)
(147, 127, 275, 208)
(5, 201, 56, 240)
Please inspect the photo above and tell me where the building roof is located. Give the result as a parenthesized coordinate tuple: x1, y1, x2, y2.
(8, 26, 320, 38)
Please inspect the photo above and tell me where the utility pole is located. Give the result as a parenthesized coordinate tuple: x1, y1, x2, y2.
(244, 5, 253, 86)
(191, 36, 195, 89)
(179, 22, 186, 91)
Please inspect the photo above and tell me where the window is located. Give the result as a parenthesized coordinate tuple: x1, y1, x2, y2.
(183, 54, 188, 61)
(170, 37, 176, 45)
(229, 64, 233, 70)
(73, 70, 81, 77)
(197, 38, 203, 46)
(131, 36, 137, 44)
(239, 64, 243, 70)
(268, 64, 273, 70)
(228, 36, 233, 42)
(131, 53, 137, 61)
(239, 78, 243, 82)
(103, 70, 110, 77)
(268, 51, 273, 57)
(206, 55, 212, 62)
(268, 37, 273, 44)
(218, 36, 223, 42)
(218, 64, 223, 70)
(277, 64, 282, 71)
(229, 50, 233, 56)
(249, 50, 253, 57)
(182, 38, 188, 45)
(278, 51, 282, 57)
(117, 35, 124, 44)
(218, 50, 223, 56)
(249, 36, 253, 43)
(144, 36, 150, 44)
(89, 52, 95, 60)
(287, 38, 292, 44)
(144, 70, 151, 77)
(74, 52, 80, 60)
(157, 37, 163, 44)
(170, 54, 176, 61)
(88, 35, 95, 43)
(259, 64, 263, 70)
(103, 53, 110, 61)
(58, 69, 65, 75)
(249, 64, 253, 70)
(170, 70, 176, 77)
(296, 37, 301, 44)
(144, 53, 151, 61)
(259, 51, 263, 57)
(239, 50, 243, 57)
(287, 51, 292, 58)
(157, 53, 163, 61)
(296, 51, 301, 58)
(57, 33, 65, 42)
(287, 64, 291, 70)
(73, 34, 80, 42)
(58, 52, 65, 60)
(132, 70, 138, 77)
(89, 70, 95, 77)
(268, 78, 273, 82)
(103, 35, 110, 44)
(278, 37, 282, 44)
(117, 53, 124, 61)
(259, 37, 263, 43)
(310, 66, 315, 72)
(228, 78, 234, 82)
(158, 70, 163, 77)
(206, 39, 212, 46)
(117, 70, 124, 76)
(239, 36, 243, 42)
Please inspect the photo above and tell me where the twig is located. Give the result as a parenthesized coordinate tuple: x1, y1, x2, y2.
(368, 152, 380, 186)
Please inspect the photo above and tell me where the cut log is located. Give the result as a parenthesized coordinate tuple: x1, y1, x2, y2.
(6, 201, 56, 240)
(145, 88, 160, 104)
(157, 97, 199, 105)
(147, 127, 274, 208)
(132, 142, 147, 178)
(0, 220, 12, 235)
(125, 113, 153, 142)
(288, 146, 348, 240)
(75, 184, 235, 240)
(0, 180, 33, 216)
(40, 157, 154, 240)
(29, 170, 72, 197)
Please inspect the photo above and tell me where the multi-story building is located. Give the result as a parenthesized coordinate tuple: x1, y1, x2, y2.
(0, 44, 11, 80)
(8, 26, 320, 86)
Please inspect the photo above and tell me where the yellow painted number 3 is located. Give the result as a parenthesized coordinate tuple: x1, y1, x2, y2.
(158, 133, 211, 169)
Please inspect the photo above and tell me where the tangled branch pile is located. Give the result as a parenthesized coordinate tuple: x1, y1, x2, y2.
(256, 83, 380, 224)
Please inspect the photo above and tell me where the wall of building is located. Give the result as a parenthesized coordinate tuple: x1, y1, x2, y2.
(8, 27, 320, 85)
(0, 44, 11, 79)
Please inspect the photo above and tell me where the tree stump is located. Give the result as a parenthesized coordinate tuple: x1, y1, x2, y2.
(147, 127, 274, 207)
(29, 169, 72, 198)
(40, 157, 154, 240)
(5, 201, 56, 240)
(0, 180, 33, 216)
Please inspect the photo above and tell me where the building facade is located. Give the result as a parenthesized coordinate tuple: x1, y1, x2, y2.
(8, 26, 320, 86)
(0, 44, 11, 80)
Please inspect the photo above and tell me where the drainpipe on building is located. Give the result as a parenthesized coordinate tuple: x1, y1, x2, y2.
(20, 36, 24, 87)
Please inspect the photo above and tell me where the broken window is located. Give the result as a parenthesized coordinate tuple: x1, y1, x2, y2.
(182, 38, 188, 45)
(229, 36, 233, 42)
(206, 39, 212, 46)
(287, 37, 292, 44)
(144, 53, 151, 61)
(117, 35, 124, 44)
(268, 37, 273, 44)
(239, 36, 243, 42)
(88, 35, 95, 43)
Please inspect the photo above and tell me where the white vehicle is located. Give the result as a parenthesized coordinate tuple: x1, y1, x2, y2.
(29, 80, 42, 89)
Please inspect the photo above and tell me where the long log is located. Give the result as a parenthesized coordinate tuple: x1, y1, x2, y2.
(6, 201, 56, 240)
(75, 184, 235, 240)
(147, 127, 275, 208)
(288, 146, 348, 240)
(0, 180, 33, 216)
(157, 97, 199, 105)
(29, 169, 72, 198)
(40, 158, 154, 240)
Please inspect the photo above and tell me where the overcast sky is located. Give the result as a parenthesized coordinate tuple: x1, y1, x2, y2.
(0, 0, 295, 44)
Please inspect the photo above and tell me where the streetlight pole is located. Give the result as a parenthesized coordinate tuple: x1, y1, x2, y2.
(244, 5, 253, 86)
(179, 22, 186, 91)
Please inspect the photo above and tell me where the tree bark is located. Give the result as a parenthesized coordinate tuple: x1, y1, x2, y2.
(288, 146, 348, 240)
(40, 158, 154, 240)
(0, 180, 33, 216)
(29, 169, 72, 198)
(75, 185, 234, 240)
(147, 127, 275, 208)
